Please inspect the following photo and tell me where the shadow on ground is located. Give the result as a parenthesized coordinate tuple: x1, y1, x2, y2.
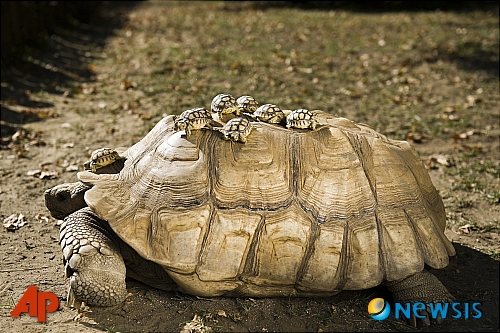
(0, 2, 142, 136)
(231, 1, 500, 78)
(252, 1, 498, 13)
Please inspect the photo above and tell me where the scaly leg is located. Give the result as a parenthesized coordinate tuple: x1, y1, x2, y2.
(385, 269, 454, 327)
(60, 207, 127, 306)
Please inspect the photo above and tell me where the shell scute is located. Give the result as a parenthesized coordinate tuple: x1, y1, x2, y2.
(242, 203, 312, 287)
(295, 127, 376, 223)
(213, 124, 293, 210)
(298, 222, 345, 292)
(197, 209, 262, 281)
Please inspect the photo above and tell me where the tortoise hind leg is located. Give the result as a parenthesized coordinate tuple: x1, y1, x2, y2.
(60, 207, 127, 307)
(114, 234, 177, 292)
(384, 269, 454, 327)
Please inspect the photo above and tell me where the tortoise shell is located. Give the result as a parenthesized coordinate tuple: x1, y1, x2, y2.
(174, 107, 213, 137)
(78, 111, 455, 297)
(220, 117, 252, 143)
(253, 104, 285, 124)
(83, 148, 121, 173)
(236, 95, 259, 113)
(211, 93, 240, 116)
(286, 109, 318, 130)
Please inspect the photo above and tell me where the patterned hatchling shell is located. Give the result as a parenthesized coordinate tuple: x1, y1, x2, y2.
(253, 104, 285, 124)
(236, 95, 259, 113)
(77, 110, 455, 298)
(220, 117, 252, 143)
(174, 107, 213, 137)
(211, 93, 240, 117)
(286, 109, 318, 130)
(84, 148, 121, 173)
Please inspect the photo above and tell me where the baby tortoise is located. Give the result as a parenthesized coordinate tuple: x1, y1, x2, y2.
(286, 109, 318, 130)
(253, 104, 285, 124)
(84, 148, 123, 173)
(220, 117, 252, 143)
(174, 107, 214, 137)
(211, 94, 240, 122)
(236, 95, 259, 114)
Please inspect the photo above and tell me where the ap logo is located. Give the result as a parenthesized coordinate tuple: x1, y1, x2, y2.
(10, 286, 59, 323)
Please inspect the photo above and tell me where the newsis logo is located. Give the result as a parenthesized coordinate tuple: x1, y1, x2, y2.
(367, 298, 482, 321)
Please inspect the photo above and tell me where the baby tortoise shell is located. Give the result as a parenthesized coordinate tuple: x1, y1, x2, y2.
(174, 107, 213, 137)
(286, 109, 318, 130)
(220, 117, 252, 143)
(211, 94, 240, 117)
(236, 95, 259, 114)
(83, 148, 121, 173)
(253, 104, 285, 124)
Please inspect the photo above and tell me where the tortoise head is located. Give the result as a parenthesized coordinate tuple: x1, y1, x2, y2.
(44, 182, 90, 220)
(174, 120, 188, 131)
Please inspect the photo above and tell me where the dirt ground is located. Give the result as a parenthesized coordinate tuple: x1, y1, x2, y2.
(1, 1, 498, 332)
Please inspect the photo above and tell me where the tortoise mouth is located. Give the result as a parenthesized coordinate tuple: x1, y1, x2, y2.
(49, 210, 66, 220)
(44, 188, 70, 220)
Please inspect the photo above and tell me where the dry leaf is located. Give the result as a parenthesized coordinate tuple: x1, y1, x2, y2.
(81, 86, 95, 95)
(407, 131, 430, 143)
(139, 113, 152, 120)
(444, 105, 462, 113)
(461, 143, 483, 153)
(27, 169, 42, 177)
(453, 130, 475, 141)
(180, 314, 212, 333)
(337, 87, 361, 98)
(439, 112, 460, 121)
(426, 154, 454, 169)
(40, 171, 58, 179)
(3, 214, 27, 231)
(407, 132, 423, 143)
(230, 62, 239, 70)
(458, 224, 472, 234)
(464, 95, 482, 108)
(35, 214, 50, 223)
(65, 165, 79, 172)
(120, 80, 136, 90)
(11, 130, 26, 143)
(29, 138, 46, 146)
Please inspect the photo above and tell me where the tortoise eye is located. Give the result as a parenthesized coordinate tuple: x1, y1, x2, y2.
(56, 191, 69, 202)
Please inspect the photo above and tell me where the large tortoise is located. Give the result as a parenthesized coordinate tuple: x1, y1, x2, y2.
(45, 106, 455, 325)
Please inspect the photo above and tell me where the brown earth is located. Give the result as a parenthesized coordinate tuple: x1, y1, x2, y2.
(1, 1, 498, 332)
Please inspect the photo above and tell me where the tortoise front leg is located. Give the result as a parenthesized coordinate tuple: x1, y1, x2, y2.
(60, 207, 127, 307)
(385, 269, 454, 327)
